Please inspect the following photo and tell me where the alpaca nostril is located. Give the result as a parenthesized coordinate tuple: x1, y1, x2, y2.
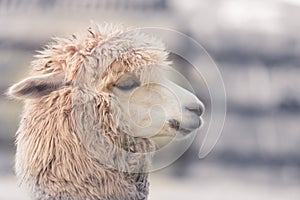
(185, 103, 203, 116)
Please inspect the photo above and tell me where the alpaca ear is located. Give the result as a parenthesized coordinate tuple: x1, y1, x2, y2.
(8, 72, 65, 99)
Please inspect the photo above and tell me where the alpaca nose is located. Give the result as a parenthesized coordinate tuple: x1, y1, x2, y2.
(185, 103, 204, 116)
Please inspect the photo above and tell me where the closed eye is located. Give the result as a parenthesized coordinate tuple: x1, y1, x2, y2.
(114, 75, 141, 91)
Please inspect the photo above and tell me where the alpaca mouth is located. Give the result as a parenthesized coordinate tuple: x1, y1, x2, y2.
(168, 118, 201, 135)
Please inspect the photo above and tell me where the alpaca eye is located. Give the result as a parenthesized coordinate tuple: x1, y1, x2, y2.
(45, 61, 53, 68)
(114, 78, 140, 91)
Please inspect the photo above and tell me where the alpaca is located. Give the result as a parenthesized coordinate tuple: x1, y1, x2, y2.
(8, 23, 204, 200)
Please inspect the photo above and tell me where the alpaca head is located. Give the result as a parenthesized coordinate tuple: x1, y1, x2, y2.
(8, 24, 204, 165)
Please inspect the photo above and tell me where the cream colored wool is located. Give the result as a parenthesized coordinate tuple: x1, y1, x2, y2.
(9, 23, 170, 200)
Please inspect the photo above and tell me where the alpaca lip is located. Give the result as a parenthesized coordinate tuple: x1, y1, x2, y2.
(168, 118, 201, 135)
(168, 119, 180, 130)
(178, 126, 193, 135)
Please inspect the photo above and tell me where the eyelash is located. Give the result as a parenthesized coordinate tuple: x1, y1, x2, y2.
(114, 80, 140, 91)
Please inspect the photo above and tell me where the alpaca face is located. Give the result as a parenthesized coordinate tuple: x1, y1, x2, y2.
(111, 66, 204, 145)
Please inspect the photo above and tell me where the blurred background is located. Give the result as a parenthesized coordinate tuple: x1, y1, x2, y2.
(0, 0, 300, 199)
